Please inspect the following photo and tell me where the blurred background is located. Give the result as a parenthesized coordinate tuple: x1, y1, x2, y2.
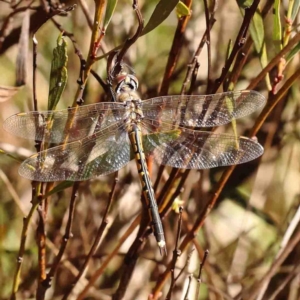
(0, 0, 300, 299)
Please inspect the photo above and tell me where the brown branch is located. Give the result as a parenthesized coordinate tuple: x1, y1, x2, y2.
(151, 65, 300, 299)
(226, 0, 274, 89)
(268, 263, 300, 300)
(36, 182, 80, 298)
(76, 215, 142, 300)
(247, 32, 300, 90)
(61, 176, 118, 300)
(245, 228, 300, 300)
(0, 0, 37, 51)
(183, 274, 193, 300)
(250, 67, 300, 137)
(195, 249, 209, 298)
(109, 0, 144, 79)
(111, 235, 146, 300)
(212, 0, 261, 93)
(36, 204, 47, 285)
(10, 194, 42, 300)
(159, 0, 192, 95)
(180, 17, 216, 95)
(165, 207, 184, 300)
(77, 0, 93, 30)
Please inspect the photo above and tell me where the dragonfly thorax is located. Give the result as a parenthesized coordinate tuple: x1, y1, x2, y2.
(123, 99, 144, 129)
(116, 89, 140, 102)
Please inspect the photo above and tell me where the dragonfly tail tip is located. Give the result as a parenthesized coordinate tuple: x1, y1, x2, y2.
(158, 241, 167, 256)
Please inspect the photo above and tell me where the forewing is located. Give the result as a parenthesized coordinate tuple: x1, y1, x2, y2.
(3, 102, 126, 143)
(19, 123, 131, 181)
(141, 90, 265, 128)
(141, 120, 264, 169)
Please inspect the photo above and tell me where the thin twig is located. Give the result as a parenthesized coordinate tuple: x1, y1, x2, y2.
(159, 0, 192, 95)
(71, 0, 106, 108)
(246, 228, 300, 300)
(227, 0, 273, 88)
(76, 215, 142, 300)
(268, 263, 300, 300)
(183, 274, 193, 300)
(77, 0, 93, 29)
(10, 195, 41, 300)
(180, 17, 216, 95)
(247, 32, 300, 90)
(36, 204, 47, 285)
(108, 0, 144, 79)
(61, 176, 118, 300)
(151, 63, 300, 298)
(212, 0, 261, 93)
(194, 249, 209, 300)
(250, 67, 300, 137)
(36, 182, 80, 298)
(255, 204, 300, 300)
(111, 233, 147, 300)
(203, 0, 212, 94)
(0, 0, 37, 51)
(165, 207, 184, 300)
(8, 10, 59, 292)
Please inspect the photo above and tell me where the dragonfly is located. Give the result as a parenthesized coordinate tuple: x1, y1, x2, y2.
(4, 73, 265, 254)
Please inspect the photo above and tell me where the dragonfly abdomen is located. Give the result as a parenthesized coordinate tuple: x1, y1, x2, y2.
(128, 123, 167, 254)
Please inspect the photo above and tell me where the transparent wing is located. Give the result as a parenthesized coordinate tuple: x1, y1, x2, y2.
(141, 90, 265, 128)
(19, 123, 131, 181)
(141, 120, 263, 169)
(3, 102, 126, 143)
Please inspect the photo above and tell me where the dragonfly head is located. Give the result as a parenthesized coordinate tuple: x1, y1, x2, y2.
(115, 73, 139, 94)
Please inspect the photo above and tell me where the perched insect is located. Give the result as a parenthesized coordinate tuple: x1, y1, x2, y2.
(4, 73, 265, 254)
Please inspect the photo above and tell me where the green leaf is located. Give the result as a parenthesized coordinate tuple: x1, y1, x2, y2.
(44, 181, 74, 198)
(176, 1, 191, 18)
(249, 10, 264, 54)
(248, 9, 271, 90)
(141, 0, 180, 36)
(273, 0, 282, 50)
(48, 33, 68, 111)
(103, 0, 118, 30)
(286, 42, 300, 64)
(291, 0, 300, 21)
(0, 149, 22, 163)
(237, 0, 254, 9)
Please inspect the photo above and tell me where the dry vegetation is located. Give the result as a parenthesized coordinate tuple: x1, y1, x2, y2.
(0, 0, 300, 299)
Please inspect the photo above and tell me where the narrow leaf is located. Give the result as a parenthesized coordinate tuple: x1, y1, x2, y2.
(273, 0, 282, 50)
(176, 1, 191, 18)
(286, 42, 300, 63)
(291, 0, 300, 21)
(48, 33, 68, 110)
(16, 10, 29, 86)
(44, 181, 74, 198)
(237, 0, 254, 9)
(248, 9, 271, 90)
(142, 0, 180, 36)
(0, 148, 23, 163)
(103, 0, 118, 30)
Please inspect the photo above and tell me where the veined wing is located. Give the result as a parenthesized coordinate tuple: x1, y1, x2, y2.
(141, 119, 263, 169)
(19, 122, 131, 181)
(3, 102, 126, 143)
(141, 90, 265, 128)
